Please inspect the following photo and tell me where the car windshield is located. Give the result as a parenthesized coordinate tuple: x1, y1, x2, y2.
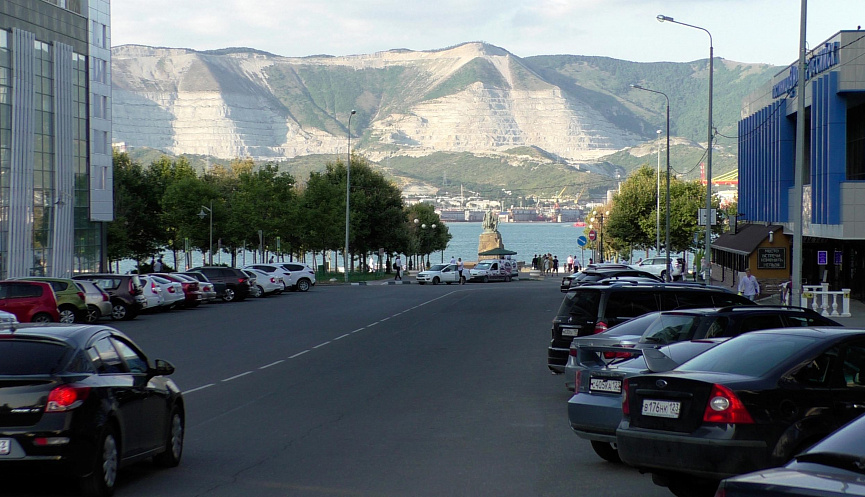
(676, 333, 818, 376)
(429, 264, 447, 272)
(0, 340, 71, 375)
(476, 263, 492, 269)
(640, 314, 703, 344)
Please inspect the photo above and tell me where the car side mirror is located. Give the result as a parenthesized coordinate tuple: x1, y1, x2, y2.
(152, 359, 176, 376)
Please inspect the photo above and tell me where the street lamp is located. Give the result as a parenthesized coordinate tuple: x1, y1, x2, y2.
(344, 109, 356, 283)
(656, 129, 662, 253)
(591, 210, 610, 262)
(197, 200, 213, 265)
(630, 84, 671, 281)
(657, 14, 713, 282)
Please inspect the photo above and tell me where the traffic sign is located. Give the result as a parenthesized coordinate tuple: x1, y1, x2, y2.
(577, 235, 588, 247)
(588, 230, 597, 241)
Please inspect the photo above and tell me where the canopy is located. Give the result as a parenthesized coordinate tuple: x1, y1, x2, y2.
(478, 247, 518, 256)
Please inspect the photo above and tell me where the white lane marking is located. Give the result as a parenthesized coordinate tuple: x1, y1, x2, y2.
(259, 360, 284, 369)
(351, 328, 365, 334)
(184, 383, 215, 394)
(380, 316, 391, 321)
(368, 322, 379, 327)
(334, 333, 350, 340)
(313, 341, 330, 349)
(290, 350, 310, 359)
(222, 371, 253, 382)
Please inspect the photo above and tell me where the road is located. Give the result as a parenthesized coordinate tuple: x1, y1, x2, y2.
(10, 276, 671, 497)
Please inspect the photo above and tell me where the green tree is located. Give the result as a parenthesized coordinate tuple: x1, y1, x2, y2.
(108, 151, 163, 268)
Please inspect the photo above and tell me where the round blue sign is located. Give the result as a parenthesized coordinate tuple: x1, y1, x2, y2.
(577, 235, 588, 247)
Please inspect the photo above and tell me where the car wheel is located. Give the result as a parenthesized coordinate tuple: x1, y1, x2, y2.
(222, 287, 236, 302)
(86, 305, 101, 323)
(590, 441, 620, 463)
(31, 312, 54, 323)
(59, 306, 78, 324)
(153, 407, 184, 468)
(483, 275, 489, 283)
(297, 278, 311, 292)
(256, 285, 266, 297)
(80, 425, 119, 497)
(432, 277, 440, 285)
(660, 270, 667, 281)
(110, 302, 128, 320)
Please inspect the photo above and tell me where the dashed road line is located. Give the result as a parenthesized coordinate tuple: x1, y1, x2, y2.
(290, 350, 310, 359)
(334, 333, 350, 340)
(185, 383, 215, 394)
(313, 341, 331, 349)
(259, 360, 284, 369)
(222, 371, 253, 382)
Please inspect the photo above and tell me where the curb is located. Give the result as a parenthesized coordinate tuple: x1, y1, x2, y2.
(386, 281, 412, 285)
(350, 282, 367, 286)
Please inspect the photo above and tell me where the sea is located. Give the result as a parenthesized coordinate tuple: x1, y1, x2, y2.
(122, 222, 665, 273)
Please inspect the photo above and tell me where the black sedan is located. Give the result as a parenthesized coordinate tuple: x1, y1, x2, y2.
(616, 328, 865, 497)
(717, 411, 865, 496)
(0, 322, 184, 496)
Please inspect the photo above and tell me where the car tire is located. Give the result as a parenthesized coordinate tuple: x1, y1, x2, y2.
(31, 312, 54, 323)
(222, 287, 236, 302)
(59, 306, 78, 324)
(80, 425, 119, 497)
(110, 302, 128, 320)
(590, 441, 621, 463)
(432, 277, 440, 285)
(296, 278, 311, 292)
(153, 407, 184, 468)
(256, 285, 266, 297)
(483, 275, 489, 283)
(85, 305, 101, 323)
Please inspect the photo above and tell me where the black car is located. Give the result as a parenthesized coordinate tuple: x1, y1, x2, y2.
(72, 274, 145, 321)
(189, 266, 251, 302)
(560, 267, 661, 292)
(548, 282, 754, 373)
(0, 322, 184, 496)
(617, 327, 865, 497)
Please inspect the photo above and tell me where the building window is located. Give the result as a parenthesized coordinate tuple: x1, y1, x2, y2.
(848, 103, 865, 181)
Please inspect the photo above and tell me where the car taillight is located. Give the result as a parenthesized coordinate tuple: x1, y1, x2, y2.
(46, 385, 91, 412)
(238, 277, 247, 284)
(593, 321, 608, 334)
(569, 347, 577, 357)
(150, 282, 158, 294)
(270, 277, 276, 283)
(76, 291, 85, 301)
(703, 384, 754, 424)
(603, 344, 635, 359)
(100, 291, 109, 302)
(575, 369, 582, 391)
(621, 378, 630, 415)
(167, 286, 176, 293)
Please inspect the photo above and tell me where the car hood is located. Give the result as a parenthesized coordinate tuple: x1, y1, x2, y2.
(722, 464, 865, 494)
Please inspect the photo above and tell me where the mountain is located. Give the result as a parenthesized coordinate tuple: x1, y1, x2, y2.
(111, 42, 777, 192)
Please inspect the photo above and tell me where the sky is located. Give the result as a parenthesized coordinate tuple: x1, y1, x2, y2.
(110, 0, 862, 67)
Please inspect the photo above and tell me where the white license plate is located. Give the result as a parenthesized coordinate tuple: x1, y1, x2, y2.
(590, 377, 622, 393)
(0, 439, 9, 455)
(561, 328, 580, 337)
(641, 399, 681, 418)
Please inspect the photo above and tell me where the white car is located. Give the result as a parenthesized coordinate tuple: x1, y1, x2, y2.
(244, 264, 290, 293)
(150, 275, 186, 309)
(138, 275, 165, 310)
(246, 268, 284, 297)
(416, 263, 464, 285)
(469, 259, 515, 282)
(629, 256, 685, 281)
(277, 262, 317, 292)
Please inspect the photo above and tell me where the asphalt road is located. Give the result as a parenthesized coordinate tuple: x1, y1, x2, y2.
(10, 276, 671, 497)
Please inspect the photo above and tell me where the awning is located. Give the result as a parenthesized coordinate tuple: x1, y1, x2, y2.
(478, 247, 518, 256)
(712, 224, 783, 256)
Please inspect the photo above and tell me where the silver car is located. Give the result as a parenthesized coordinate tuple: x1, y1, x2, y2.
(74, 280, 113, 323)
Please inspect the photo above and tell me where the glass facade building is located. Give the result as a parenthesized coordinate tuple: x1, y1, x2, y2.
(0, 0, 113, 278)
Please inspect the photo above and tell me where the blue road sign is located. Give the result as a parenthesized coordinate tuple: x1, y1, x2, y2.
(577, 235, 588, 247)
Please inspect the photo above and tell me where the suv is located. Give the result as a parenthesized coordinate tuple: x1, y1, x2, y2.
(629, 256, 685, 281)
(72, 274, 145, 320)
(13, 277, 87, 323)
(548, 281, 754, 373)
(277, 262, 317, 292)
(0, 280, 60, 322)
(561, 268, 661, 292)
(189, 267, 251, 302)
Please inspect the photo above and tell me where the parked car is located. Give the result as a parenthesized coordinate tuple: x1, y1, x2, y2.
(0, 321, 184, 496)
(153, 273, 202, 308)
(561, 267, 661, 292)
(74, 279, 113, 323)
(243, 265, 288, 293)
(138, 275, 166, 311)
(12, 277, 87, 323)
(241, 269, 261, 297)
(72, 274, 145, 320)
(717, 411, 865, 496)
(548, 281, 755, 373)
(416, 263, 464, 285)
(569, 338, 726, 463)
(278, 262, 317, 292)
(0, 280, 60, 323)
(469, 259, 515, 282)
(149, 275, 187, 310)
(617, 327, 865, 497)
(179, 271, 221, 302)
(189, 267, 251, 302)
(630, 256, 686, 281)
(245, 268, 283, 296)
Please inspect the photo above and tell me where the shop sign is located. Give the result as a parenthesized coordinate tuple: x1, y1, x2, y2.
(757, 247, 786, 269)
(818, 250, 828, 265)
(772, 42, 840, 99)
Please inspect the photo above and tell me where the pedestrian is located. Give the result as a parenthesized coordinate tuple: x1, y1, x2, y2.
(269, 256, 274, 263)
(738, 268, 760, 301)
(153, 257, 164, 272)
(553, 255, 559, 274)
(394, 255, 402, 280)
(566, 255, 573, 272)
(450, 255, 456, 265)
(457, 258, 464, 284)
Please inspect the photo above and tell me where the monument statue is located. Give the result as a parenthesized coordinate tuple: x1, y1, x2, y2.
(478, 208, 504, 259)
(483, 209, 498, 232)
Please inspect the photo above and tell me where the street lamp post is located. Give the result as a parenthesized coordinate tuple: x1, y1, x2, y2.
(658, 14, 713, 282)
(630, 84, 671, 281)
(591, 210, 610, 262)
(344, 109, 356, 283)
(656, 129, 662, 253)
(197, 200, 213, 265)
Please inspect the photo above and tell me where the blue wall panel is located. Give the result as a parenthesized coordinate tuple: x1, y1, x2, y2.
(810, 71, 845, 225)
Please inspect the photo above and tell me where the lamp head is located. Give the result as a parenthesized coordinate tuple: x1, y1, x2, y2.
(197, 210, 207, 219)
(657, 15, 673, 22)
(350, 109, 356, 115)
(630, 84, 641, 89)
(414, 218, 419, 224)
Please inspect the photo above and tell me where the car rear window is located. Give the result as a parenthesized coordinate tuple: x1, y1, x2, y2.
(601, 312, 662, 337)
(0, 340, 71, 374)
(677, 333, 817, 376)
(604, 291, 658, 319)
(640, 314, 703, 344)
(558, 289, 601, 318)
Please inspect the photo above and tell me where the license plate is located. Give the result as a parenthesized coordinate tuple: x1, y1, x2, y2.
(590, 377, 622, 393)
(0, 439, 9, 455)
(561, 327, 580, 337)
(642, 399, 681, 418)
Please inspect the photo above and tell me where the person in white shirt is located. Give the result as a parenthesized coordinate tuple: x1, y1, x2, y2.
(738, 268, 760, 301)
(394, 255, 402, 281)
(457, 258, 464, 284)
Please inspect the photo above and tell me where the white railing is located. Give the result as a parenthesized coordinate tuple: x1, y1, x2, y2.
(800, 284, 851, 317)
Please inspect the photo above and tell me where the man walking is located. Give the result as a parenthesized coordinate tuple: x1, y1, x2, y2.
(738, 268, 760, 301)
(457, 258, 464, 284)
(394, 255, 402, 281)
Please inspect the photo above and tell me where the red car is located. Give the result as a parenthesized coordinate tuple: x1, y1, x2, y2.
(0, 280, 61, 322)
(152, 273, 203, 308)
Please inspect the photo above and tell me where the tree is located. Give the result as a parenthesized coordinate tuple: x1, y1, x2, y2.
(405, 202, 451, 266)
(108, 151, 163, 268)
